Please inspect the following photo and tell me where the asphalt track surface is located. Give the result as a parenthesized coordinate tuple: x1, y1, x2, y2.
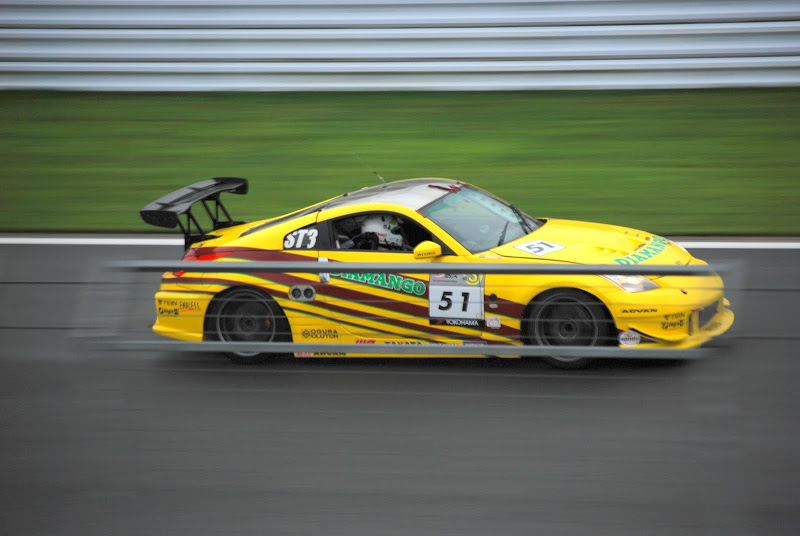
(2, 240, 799, 535)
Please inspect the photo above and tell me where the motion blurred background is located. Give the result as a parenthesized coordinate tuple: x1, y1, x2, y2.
(1, 0, 799, 234)
(2, 2, 800, 535)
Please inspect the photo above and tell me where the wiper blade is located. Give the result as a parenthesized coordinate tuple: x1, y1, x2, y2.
(510, 204, 533, 233)
(497, 221, 510, 247)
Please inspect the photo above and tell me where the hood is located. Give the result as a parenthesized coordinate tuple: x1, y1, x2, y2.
(490, 219, 692, 265)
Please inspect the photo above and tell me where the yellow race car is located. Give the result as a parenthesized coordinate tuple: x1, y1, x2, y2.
(141, 177, 733, 368)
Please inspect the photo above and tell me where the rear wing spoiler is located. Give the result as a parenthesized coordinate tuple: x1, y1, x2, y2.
(141, 177, 248, 249)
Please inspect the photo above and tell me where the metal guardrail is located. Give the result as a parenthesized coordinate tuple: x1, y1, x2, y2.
(2, 1, 799, 90)
(99, 259, 738, 359)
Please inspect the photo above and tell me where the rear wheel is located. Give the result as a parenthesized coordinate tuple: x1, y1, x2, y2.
(207, 288, 290, 365)
(524, 289, 615, 369)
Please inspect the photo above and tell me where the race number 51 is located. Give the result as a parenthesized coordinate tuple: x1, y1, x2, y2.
(513, 240, 565, 256)
(429, 285, 484, 319)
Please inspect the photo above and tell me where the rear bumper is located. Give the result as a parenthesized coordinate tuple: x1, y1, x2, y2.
(151, 291, 211, 342)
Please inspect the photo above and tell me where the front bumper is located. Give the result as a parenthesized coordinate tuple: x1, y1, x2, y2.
(625, 300, 735, 349)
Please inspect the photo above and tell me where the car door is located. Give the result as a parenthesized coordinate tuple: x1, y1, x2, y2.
(314, 210, 484, 344)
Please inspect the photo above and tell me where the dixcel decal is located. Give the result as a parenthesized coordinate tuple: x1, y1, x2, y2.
(429, 274, 484, 320)
(332, 272, 426, 296)
(513, 240, 565, 256)
(613, 236, 669, 265)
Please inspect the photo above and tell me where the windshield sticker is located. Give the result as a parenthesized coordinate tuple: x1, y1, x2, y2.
(429, 274, 485, 320)
(332, 272, 426, 296)
(514, 240, 565, 256)
(613, 236, 669, 265)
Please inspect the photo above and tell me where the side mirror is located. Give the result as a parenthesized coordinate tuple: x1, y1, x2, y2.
(413, 240, 442, 260)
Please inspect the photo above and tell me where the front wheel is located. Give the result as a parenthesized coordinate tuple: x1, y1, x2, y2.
(207, 288, 290, 365)
(524, 289, 615, 369)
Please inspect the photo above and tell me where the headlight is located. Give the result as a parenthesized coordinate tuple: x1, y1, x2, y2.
(601, 274, 660, 293)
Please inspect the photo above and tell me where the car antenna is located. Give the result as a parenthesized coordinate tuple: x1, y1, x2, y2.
(353, 154, 386, 184)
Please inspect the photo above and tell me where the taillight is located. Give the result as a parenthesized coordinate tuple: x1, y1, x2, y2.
(173, 250, 230, 277)
(182, 252, 231, 262)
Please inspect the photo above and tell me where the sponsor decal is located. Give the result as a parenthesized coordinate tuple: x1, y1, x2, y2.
(464, 274, 484, 286)
(431, 318, 485, 327)
(332, 272, 426, 296)
(619, 330, 641, 346)
(486, 316, 502, 329)
(284, 227, 319, 249)
(513, 240, 565, 257)
(356, 339, 376, 344)
(462, 340, 488, 346)
(386, 340, 423, 345)
(621, 308, 657, 314)
(158, 307, 178, 316)
(312, 352, 346, 357)
(429, 273, 484, 321)
(295, 352, 313, 357)
(301, 329, 338, 339)
(613, 236, 669, 265)
(158, 299, 201, 312)
(661, 313, 686, 331)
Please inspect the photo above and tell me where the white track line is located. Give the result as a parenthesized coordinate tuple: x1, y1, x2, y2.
(0, 237, 184, 246)
(0, 236, 799, 249)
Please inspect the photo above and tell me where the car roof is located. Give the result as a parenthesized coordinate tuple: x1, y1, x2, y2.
(238, 178, 463, 239)
(320, 178, 460, 213)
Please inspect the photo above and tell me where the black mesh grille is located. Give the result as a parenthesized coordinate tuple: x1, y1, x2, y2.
(698, 299, 721, 329)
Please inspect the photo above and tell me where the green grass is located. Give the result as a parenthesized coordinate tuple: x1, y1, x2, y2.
(2, 89, 799, 234)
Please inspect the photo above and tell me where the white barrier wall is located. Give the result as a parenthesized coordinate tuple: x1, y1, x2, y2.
(2, 0, 799, 90)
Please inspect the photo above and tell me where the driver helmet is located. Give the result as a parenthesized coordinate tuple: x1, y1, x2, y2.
(361, 214, 404, 249)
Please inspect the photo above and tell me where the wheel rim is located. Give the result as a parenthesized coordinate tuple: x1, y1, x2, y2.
(215, 289, 277, 357)
(533, 293, 600, 362)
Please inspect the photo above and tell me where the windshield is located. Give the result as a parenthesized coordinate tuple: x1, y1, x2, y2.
(420, 186, 540, 253)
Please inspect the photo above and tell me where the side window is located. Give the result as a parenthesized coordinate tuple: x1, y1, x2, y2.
(330, 213, 434, 252)
(283, 223, 323, 250)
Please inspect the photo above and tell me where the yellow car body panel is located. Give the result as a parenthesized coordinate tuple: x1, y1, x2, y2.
(147, 177, 734, 360)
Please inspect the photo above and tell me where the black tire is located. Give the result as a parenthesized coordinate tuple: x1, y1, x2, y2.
(523, 289, 615, 369)
(205, 287, 291, 365)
